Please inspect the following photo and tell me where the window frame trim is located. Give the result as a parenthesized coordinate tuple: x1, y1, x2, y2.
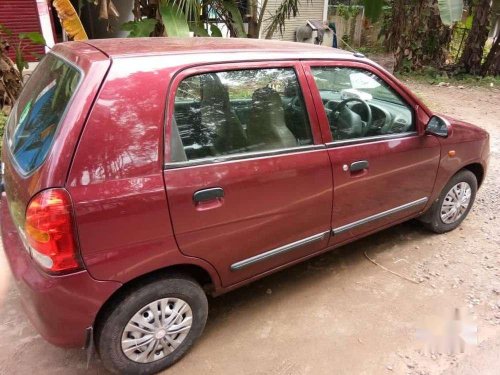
(164, 144, 325, 169)
(326, 131, 419, 148)
(302, 60, 420, 145)
(164, 60, 322, 168)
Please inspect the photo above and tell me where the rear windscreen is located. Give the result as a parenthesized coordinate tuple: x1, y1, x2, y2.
(5, 54, 81, 174)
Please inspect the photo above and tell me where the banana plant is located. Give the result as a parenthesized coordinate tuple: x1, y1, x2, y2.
(362, 0, 463, 25)
(53, 0, 89, 40)
(121, 19, 157, 37)
(121, 0, 225, 38)
(159, 2, 190, 37)
(0, 25, 46, 80)
(363, 0, 385, 22)
(0, 25, 46, 109)
(437, 0, 464, 26)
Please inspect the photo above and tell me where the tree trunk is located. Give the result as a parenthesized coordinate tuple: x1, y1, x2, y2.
(392, 0, 452, 72)
(385, 0, 404, 52)
(481, 34, 500, 76)
(247, 0, 259, 38)
(459, 0, 491, 75)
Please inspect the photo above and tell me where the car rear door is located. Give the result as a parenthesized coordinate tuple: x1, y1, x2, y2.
(303, 60, 441, 246)
(163, 61, 332, 287)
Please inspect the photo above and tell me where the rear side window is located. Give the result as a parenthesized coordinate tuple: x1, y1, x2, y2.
(5, 54, 81, 174)
(171, 68, 312, 162)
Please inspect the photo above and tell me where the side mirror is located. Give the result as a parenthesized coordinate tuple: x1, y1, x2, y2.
(426, 115, 450, 138)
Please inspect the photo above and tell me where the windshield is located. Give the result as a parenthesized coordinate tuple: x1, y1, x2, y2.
(5, 54, 81, 174)
(313, 67, 404, 105)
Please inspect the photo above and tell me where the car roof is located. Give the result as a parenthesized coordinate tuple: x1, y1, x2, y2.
(80, 37, 354, 59)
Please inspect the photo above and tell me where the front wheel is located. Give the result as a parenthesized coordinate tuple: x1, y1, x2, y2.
(420, 169, 477, 233)
(96, 275, 208, 374)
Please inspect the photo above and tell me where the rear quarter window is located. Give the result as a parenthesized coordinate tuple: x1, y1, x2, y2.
(5, 54, 81, 174)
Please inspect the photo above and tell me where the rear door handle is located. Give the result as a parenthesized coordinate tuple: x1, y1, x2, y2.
(350, 160, 369, 172)
(193, 187, 224, 203)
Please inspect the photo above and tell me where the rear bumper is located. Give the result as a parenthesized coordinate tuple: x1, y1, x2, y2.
(1, 194, 121, 348)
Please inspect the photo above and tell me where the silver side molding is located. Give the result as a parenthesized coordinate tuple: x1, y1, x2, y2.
(230, 231, 330, 271)
(333, 197, 428, 235)
(230, 198, 428, 272)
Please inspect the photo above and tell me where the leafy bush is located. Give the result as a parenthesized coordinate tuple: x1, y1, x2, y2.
(0, 110, 6, 155)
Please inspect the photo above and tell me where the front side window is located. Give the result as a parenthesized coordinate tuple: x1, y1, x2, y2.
(311, 67, 413, 141)
(172, 68, 312, 162)
(6, 54, 81, 173)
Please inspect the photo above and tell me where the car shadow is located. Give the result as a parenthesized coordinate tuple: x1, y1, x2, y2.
(41, 219, 434, 374)
(203, 219, 431, 335)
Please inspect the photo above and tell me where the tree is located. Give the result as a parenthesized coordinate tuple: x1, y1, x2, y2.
(386, 0, 454, 71)
(459, 0, 492, 74)
(262, 0, 300, 39)
(481, 34, 500, 76)
(376, 0, 465, 71)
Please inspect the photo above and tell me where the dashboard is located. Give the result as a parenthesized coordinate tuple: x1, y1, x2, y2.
(319, 90, 414, 137)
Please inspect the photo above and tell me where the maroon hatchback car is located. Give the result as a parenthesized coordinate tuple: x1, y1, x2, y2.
(1, 38, 489, 374)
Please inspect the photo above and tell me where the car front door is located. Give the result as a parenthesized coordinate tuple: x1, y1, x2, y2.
(303, 61, 441, 246)
(164, 62, 332, 287)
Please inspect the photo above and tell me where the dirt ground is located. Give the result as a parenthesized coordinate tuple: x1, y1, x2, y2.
(0, 81, 499, 375)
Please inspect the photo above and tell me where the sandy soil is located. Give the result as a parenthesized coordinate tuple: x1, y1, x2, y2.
(0, 81, 498, 375)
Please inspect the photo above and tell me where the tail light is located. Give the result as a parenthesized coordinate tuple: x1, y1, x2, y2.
(24, 189, 81, 274)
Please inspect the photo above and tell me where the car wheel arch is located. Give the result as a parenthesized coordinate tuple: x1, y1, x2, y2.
(92, 263, 217, 336)
(420, 164, 482, 224)
(463, 162, 484, 188)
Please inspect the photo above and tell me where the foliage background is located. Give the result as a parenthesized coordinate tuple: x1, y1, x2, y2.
(0, 110, 6, 154)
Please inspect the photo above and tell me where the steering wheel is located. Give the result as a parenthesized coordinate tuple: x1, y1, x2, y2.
(290, 96, 303, 112)
(327, 98, 373, 137)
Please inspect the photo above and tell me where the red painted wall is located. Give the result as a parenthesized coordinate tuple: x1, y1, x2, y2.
(0, 0, 45, 62)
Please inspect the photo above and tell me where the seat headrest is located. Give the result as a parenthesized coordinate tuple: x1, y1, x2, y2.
(200, 74, 230, 106)
(252, 87, 282, 109)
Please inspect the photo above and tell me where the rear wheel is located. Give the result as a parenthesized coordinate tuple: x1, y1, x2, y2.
(420, 169, 477, 233)
(96, 275, 208, 374)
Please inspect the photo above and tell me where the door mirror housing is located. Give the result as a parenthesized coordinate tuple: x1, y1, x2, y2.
(426, 115, 450, 137)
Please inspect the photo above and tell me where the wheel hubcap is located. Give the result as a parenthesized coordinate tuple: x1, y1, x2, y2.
(121, 298, 193, 363)
(440, 182, 472, 224)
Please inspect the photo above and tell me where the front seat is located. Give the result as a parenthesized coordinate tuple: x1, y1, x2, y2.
(247, 87, 297, 151)
(200, 74, 247, 155)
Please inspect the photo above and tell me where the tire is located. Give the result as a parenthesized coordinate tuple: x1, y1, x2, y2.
(95, 275, 208, 375)
(420, 169, 477, 234)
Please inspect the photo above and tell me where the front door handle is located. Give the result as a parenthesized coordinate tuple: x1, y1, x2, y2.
(193, 187, 224, 203)
(350, 160, 369, 172)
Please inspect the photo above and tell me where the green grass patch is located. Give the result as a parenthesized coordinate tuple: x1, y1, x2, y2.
(396, 68, 500, 88)
(356, 44, 387, 56)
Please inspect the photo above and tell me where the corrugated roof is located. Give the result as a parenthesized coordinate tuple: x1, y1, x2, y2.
(0, 0, 45, 62)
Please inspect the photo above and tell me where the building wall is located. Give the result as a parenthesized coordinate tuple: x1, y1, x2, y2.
(0, 0, 45, 62)
(261, 0, 325, 41)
